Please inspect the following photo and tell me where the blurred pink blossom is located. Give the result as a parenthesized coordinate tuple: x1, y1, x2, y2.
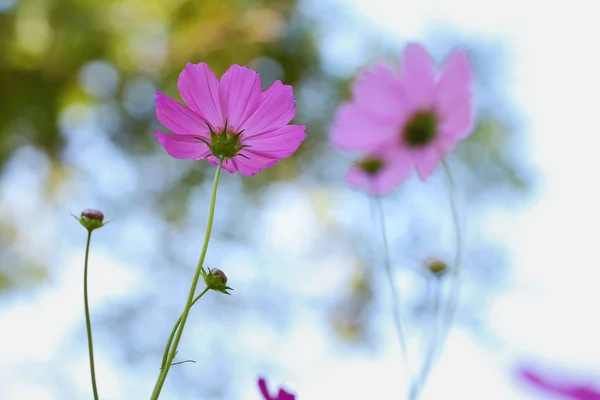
(345, 148, 412, 195)
(155, 63, 306, 176)
(331, 43, 473, 194)
(258, 377, 295, 400)
(518, 366, 600, 400)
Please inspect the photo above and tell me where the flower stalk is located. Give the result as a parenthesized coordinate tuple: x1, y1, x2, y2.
(408, 160, 463, 400)
(150, 157, 224, 399)
(158, 287, 210, 372)
(370, 196, 410, 392)
(75, 209, 106, 400)
(83, 229, 100, 400)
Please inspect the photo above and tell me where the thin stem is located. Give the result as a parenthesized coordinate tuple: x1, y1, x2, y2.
(150, 158, 224, 400)
(370, 197, 410, 374)
(408, 277, 442, 400)
(408, 160, 463, 400)
(159, 287, 210, 371)
(439, 160, 462, 349)
(83, 230, 100, 400)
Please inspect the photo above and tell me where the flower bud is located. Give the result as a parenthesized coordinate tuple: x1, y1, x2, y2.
(203, 268, 233, 295)
(82, 209, 104, 222)
(76, 209, 105, 232)
(209, 268, 227, 285)
(426, 259, 448, 277)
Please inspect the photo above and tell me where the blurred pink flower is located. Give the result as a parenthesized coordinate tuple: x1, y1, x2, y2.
(258, 377, 295, 400)
(345, 148, 412, 195)
(155, 63, 306, 176)
(518, 366, 600, 400)
(331, 43, 473, 191)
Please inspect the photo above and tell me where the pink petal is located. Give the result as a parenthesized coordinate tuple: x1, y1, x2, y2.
(178, 63, 223, 129)
(439, 102, 472, 141)
(346, 167, 371, 190)
(436, 50, 473, 140)
(276, 388, 295, 400)
(243, 124, 306, 159)
(415, 147, 443, 181)
(156, 92, 210, 138)
(433, 133, 458, 154)
(206, 156, 238, 174)
(232, 151, 280, 176)
(351, 63, 408, 119)
(346, 149, 413, 195)
(518, 367, 600, 400)
(211, 124, 306, 176)
(401, 43, 436, 109)
(241, 81, 296, 135)
(258, 378, 272, 400)
(218, 65, 262, 131)
(155, 131, 211, 160)
(330, 102, 400, 151)
(372, 151, 414, 194)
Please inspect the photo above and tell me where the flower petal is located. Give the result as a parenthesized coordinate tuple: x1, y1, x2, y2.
(156, 92, 210, 137)
(257, 378, 272, 400)
(242, 81, 296, 135)
(436, 50, 473, 141)
(346, 167, 375, 193)
(401, 43, 436, 109)
(206, 156, 237, 174)
(351, 63, 408, 118)
(377, 151, 414, 190)
(415, 147, 443, 181)
(178, 63, 223, 129)
(243, 124, 306, 159)
(347, 149, 413, 195)
(229, 153, 279, 176)
(276, 388, 295, 400)
(218, 65, 262, 131)
(155, 131, 211, 160)
(330, 102, 400, 151)
(518, 367, 600, 400)
(439, 103, 472, 141)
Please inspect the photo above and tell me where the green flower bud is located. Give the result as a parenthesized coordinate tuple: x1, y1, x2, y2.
(426, 259, 448, 277)
(209, 268, 227, 285)
(203, 268, 233, 295)
(75, 209, 106, 232)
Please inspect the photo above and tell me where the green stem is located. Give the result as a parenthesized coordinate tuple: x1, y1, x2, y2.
(83, 230, 100, 400)
(159, 287, 210, 371)
(370, 197, 410, 385)
(150, 158, 224, 400)
(438, 160, 462, 350)
(408, 160, 463, 400)
(408, 277, 442, 400)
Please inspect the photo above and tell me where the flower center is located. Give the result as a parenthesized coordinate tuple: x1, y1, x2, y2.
(196, 121, 250, 160)
(402, 111, 437, 147)
(357, 157, 385, 175)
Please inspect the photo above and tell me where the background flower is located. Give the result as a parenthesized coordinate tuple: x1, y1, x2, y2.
(258, 377, 295, 400)
(331, 43, 473, 191)
(518, 366, 600, 400)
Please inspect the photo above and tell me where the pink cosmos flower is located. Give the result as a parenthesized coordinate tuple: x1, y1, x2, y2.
(155, 63, 306, 176)
(331, 43, 473, 192)
(346, 148, 413, 195)
(518, 366, 600, 400)
(258, 377, 295, 400)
